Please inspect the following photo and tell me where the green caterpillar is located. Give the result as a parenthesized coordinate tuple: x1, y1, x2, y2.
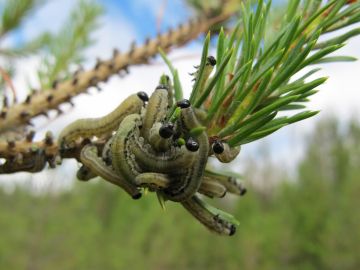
(181, 195, 237, 236)
(199, 177, 227, 198)
(215, 143, 241, 163)
(110, 114, 143, 185)
(80, 144, 141, 199)
(135, 172, 226, 198)
(164, 106, 209, 202)
(134, 172, 170, 190)
(141, 85, 169, 142)
(131, 137, 196, 174)
(58, 93, 146, 148)
(204, 169, 246, 196)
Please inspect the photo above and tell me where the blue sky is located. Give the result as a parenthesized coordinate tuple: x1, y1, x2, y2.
(101, 0, 190, 40)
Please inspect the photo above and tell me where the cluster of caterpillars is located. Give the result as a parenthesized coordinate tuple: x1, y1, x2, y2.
(58, 76, 246, 236)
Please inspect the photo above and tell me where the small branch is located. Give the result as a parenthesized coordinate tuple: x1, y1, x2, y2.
(0, 13, 231, 132)
(0, 134, 107, 174)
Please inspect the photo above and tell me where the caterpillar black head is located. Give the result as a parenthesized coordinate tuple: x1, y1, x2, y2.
(207, 56, 217, 66)
(132, 193, 142, 200)
(176, 99, 191, 109)
(159, 122, 174, 138)
(137, 91, 149, 102)
(212, 140, 224, 154)
(229, 225, 236, 236)
(186, 137, 199, 152)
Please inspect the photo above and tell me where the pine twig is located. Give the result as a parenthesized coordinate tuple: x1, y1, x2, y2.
(0, 13, 231, 132)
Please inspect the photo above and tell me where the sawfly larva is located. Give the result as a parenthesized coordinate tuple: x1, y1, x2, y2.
(181, 195, 237, 236)
(141, 85, 169, 142)
(159, 74, 174, 107)
(58, 93, 146, 148)
(135, 172, 170, 190)
(80, 144, 141, 199)
(148, 122, 172, 152)
(101, 137, 113, 166)
(164, 106, 209, 202)
(204, 170, 247, 196)
(214, 142, 241, 163)
(199, 176, 227, 198)
(135, 172, 226, 198)
(111, 114, 143, 185)
(131, 135, 197, 174)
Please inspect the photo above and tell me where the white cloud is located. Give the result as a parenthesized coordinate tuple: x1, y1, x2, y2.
(21, 0, 76, 40)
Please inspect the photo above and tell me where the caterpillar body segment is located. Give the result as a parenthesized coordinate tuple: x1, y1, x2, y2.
(131, 137, 197, 174)
(80, 144, 141, 199)
(181, 195, 237, 236)
(135, 172, 227, 199)
(215, 143, 241, 163)
(159, 74, 174, 107)
(101, 137, 113, 165)
(199, 176, 227, 198)
(204, 170, 246, 196)
(141, 86, 169, 142)
(111, 114, 143, 185)
(135, 172, 171, 190)
(58, 93, 144, 148)
(164, 107, 209, 202)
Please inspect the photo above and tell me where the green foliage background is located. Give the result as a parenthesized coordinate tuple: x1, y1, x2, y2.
(0, 117, 359, 270)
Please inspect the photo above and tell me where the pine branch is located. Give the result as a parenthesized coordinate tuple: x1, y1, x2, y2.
(0, 13, 231, 132)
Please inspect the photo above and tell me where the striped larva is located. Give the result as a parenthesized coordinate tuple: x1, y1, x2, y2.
(101, 136, 113, 166)
(140, 85, 169, 142)
(192, 56, 216, 97)
(164, 106, 209, 202)
(58, 92, 146, 148)
(193, 108, 208, 125)
(135, 172, 226, 198)
(204, 170, 247, 196)
(214, 142, 241, 163)
(198, 177, 227, 198)
(181, 195, 237, 236)
(130, 133, 197, 174)
(80, 144, 141, 199)
(159, 74, 174, 107)
(115, 114, 196, 173)
(135, 172, 170, 190)
(110, 114, 143, 185)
